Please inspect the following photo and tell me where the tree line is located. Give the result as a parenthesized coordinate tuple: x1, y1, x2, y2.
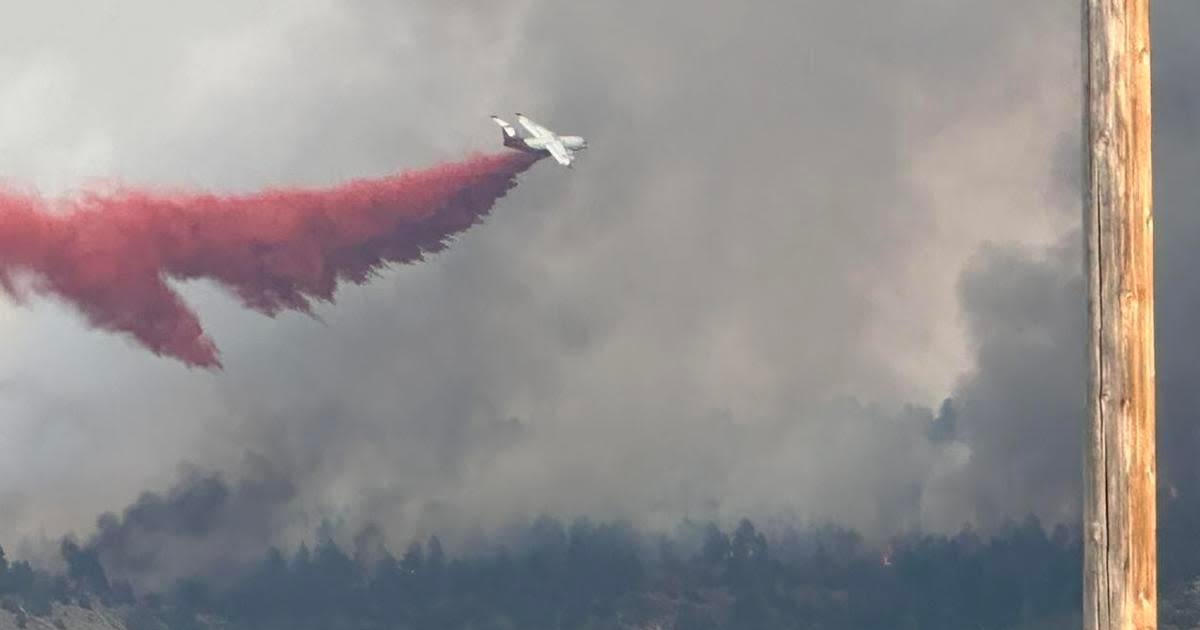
(0, 515, 1100, 630)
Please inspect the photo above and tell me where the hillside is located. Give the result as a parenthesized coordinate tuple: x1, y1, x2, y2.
(0, 603, 126, 630)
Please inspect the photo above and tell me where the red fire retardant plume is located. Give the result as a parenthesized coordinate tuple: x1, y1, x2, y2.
(0, 151, 541, 368)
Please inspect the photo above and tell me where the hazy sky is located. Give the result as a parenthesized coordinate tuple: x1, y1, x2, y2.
(1, 0, 1193, 576)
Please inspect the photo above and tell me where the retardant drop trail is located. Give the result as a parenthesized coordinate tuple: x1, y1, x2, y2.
(0, 151, 541, 368)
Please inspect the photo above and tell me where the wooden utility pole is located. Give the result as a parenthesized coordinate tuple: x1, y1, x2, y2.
(1083, 1, 1155, 629)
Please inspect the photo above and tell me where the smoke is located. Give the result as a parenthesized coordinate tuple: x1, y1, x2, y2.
(75, 454, 297, 590)
(921, 235, 1086, 530)
(0, 151, 539, 367)
(0, 0, 1087, 550)
(16, 0, 1191, 572)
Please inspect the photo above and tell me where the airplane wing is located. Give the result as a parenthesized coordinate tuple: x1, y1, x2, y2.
(515, 113, 552, 140)
(544, 138, 574, 166)
(515, 114, 573, 166)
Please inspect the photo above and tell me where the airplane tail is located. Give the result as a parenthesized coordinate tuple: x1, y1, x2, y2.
(490, 115, 521, 148)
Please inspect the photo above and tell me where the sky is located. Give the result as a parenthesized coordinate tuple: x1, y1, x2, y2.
(0, 0, 1194, 584)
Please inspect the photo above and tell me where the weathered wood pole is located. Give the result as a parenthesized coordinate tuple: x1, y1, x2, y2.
(1083, 1, 1155, 629)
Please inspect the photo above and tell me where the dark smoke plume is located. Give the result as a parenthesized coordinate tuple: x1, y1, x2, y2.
(80, 455, 297, 589)
(0, 151, 540, 367)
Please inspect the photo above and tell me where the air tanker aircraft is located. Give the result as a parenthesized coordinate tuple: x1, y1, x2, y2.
(491, 113, 587, 168)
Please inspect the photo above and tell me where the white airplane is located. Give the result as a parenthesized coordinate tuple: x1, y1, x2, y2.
(490, 113, 587, 168)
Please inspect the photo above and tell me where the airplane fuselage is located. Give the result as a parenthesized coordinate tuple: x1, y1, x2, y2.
(509, 135, 587, 153)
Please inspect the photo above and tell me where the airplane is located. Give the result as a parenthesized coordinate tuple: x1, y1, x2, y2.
(490, 113, 587, 168)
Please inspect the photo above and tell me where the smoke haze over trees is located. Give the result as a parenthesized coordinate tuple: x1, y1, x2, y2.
(2, 517, 1087, 630)
(0, 0, 1090, 545)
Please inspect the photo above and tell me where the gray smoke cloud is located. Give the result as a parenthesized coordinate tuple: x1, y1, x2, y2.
(929, 235, 1085, 530)
(926, 0, 1200, 533)
(1153, 1, 1200, 501)
(80, 453, 296, 590)
(4, 0, 1195, 586)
